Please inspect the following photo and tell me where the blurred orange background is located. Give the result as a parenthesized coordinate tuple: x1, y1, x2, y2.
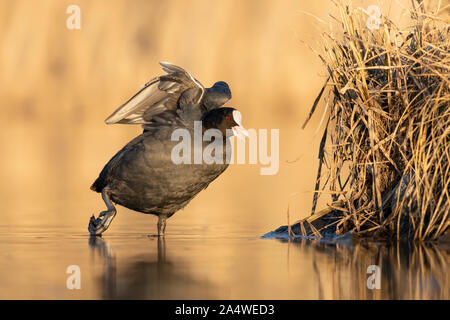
(0, 0, 419, 233)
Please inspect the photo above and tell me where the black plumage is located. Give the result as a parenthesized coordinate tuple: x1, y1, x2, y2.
(89, 63, 247, 236)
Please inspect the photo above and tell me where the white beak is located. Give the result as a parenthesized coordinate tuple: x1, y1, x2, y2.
(231, 110, 248, 141)
(231, 125, 248, 141)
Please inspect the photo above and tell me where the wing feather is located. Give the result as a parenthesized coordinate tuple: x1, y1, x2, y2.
(105, 62, 205, 125)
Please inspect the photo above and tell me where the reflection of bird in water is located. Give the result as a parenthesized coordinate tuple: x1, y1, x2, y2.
(89, 62, 248, 236)
(89, 236, 117, 297)
(88, 236, 217, 299)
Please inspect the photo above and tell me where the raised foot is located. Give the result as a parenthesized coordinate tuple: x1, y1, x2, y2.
(88, 209, 116, 236)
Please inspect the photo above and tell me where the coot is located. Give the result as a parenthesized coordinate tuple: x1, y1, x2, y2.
(89, 62, 247, 236)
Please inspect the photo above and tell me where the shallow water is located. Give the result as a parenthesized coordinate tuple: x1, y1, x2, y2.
(0, 223, 448, 300)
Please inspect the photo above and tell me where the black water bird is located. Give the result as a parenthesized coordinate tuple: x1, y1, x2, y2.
(89, 62, 247, 236)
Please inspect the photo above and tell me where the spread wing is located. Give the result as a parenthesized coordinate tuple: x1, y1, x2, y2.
(105, 62, 205, 125)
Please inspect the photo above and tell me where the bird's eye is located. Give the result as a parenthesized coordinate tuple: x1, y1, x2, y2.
(226, 116, 231, 121)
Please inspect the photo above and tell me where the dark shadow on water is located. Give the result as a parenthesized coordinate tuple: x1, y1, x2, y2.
(88, 236, 218, 299)
(282, 238, 449, 299)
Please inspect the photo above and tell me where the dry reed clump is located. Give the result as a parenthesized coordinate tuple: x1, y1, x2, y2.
(302, 1, 449, 241)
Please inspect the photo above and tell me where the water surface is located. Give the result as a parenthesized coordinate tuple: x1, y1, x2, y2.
(0, 224, 448, 299)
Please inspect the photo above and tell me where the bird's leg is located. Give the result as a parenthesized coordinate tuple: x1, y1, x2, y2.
(89, 187, 117, 236)
(157, 215, 168, 237)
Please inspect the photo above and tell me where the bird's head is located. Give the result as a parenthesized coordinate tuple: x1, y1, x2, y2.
(201, 107, 248, 140)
